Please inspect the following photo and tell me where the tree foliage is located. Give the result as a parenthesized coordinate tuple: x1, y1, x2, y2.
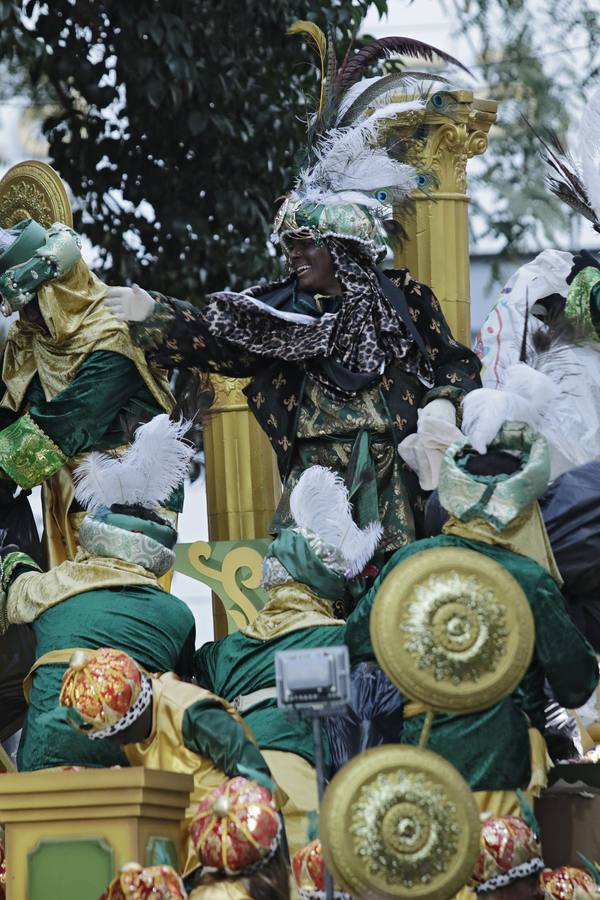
(449, 0, 600, 259)
(0, 0, 387, 296)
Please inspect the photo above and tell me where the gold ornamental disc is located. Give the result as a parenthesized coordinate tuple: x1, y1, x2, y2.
(320, 745, 480, 900)
(0, 160, 73, 229)
(370, 547, 534, 714)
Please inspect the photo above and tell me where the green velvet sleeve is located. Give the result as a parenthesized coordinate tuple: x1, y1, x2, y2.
(26, 350, 155, 457)
(181, 699, 272, 783)
(530, 571, 599, 709)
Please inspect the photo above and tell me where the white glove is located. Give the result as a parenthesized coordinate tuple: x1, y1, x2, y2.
(418, 398, 457, 427)
(461, 388, 536, 454)
(398, 401, 462, 490)
(103, 283, 155, 322)
(462, 364, 559, 454)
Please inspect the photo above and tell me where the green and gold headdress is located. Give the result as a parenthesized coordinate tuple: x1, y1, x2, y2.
(274, 22, 471, 261)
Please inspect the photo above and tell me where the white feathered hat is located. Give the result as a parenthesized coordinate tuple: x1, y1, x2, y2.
(262, 465, 383, 597)
(73, 414, 195, 513)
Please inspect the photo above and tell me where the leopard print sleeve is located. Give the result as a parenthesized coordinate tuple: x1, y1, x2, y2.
(128, 292, 264, 377)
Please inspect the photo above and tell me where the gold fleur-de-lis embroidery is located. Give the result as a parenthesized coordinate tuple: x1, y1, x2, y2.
(267, 414, 278, 429)
(402, 389, 415, 405)
(253, 392, 265, 408)
(272, 372, 287, 389)
(278, 436, 292, 451)
(381, 375, 394, 391)
(171, 353, 184, 363)
(429, 347, 439, 360)
(284, 395, 298, 411)
(430, 296, 440, 311)
(410, 281, 422, 296)
(166, 339, 178, 350)
(447, 372, 460, 384)
(409, 307, 420, 322)
(182, 308, 196, 322)
(395, 414, 408, 430)
(429, 319, 441, 334)
(192, 335, 206, 349)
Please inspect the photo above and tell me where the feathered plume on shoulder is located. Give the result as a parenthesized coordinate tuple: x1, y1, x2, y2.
(290, 465, 382, 577)
(74, 414, 195, 512)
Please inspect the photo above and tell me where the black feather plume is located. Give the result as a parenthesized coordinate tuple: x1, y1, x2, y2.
(335, 36, 472, 96)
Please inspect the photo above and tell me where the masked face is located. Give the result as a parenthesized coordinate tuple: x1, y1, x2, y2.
(284, 236, 342, 296)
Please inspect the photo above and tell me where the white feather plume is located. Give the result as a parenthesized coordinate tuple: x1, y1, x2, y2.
(579, 86, 600, 226)
(295, 100, 424, 206)
(290, 465, 382, 577)
(74, 414, 195, 511)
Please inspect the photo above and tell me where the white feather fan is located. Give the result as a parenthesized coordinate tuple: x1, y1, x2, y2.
(74, 414, 195, 512)
(290, 465, 383, 577)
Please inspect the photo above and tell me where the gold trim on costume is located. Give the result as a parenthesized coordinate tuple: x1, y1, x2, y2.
(0, 412, 66, 489)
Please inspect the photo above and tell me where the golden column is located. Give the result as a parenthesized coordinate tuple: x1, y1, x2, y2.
(393, 90, 498, 344)
(202, 375, 281, 636)
(202, 376, 281, 541)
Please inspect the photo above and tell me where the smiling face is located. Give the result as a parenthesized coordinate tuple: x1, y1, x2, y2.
(284, 235, 342, 296)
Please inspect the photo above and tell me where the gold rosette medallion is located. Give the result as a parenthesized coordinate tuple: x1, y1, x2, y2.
(320, 745, 480, 899)
(0, 159, 73, 228)
(370, 547, 534, 714)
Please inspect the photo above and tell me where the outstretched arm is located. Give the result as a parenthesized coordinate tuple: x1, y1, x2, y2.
(104, 284, 265, 378)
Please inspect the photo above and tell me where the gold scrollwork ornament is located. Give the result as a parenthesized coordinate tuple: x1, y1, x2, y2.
(320, 745, 480, 900)
(0, 159, 73, 229)
(370, 547, 535, 714)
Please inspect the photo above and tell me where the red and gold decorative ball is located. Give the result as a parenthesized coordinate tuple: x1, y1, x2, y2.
(189, 777, 279, 875)
(471, 815, 542, 885)
(60, 648, 142, 729)
(99, 862, 186, 899)
(292, 839, 325, 893)
(540, 867, 599, 900)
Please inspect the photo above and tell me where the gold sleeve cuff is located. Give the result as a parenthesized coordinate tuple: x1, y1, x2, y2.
(0, 413, 66, 488)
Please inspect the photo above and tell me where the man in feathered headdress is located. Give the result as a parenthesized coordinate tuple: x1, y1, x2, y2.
(0, 212, 177, 568)
(59, 648, 277, 883)
(0, 415, 196, 772)
(102, 24, 481, 562)
(465, 86, 600, 474)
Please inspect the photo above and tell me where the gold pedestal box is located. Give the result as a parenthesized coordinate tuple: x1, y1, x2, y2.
(0, 767, 193, 900)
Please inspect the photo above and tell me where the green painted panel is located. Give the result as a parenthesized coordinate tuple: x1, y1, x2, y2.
(28, 837, 113, 900)
(144, 836, 178, 868)
(174, 539, 269, 633)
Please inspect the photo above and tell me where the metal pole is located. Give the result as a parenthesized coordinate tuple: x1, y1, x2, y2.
(312, 716, 334, 900)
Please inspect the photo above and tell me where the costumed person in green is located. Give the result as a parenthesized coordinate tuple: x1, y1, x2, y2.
(0, 414, 196, 772)
(348, 423, 599, 818)
(195, 464, 384, 856)
(59, 647, 278, 882)
(0, 214, 176, 567)
(103, 26, 480, 557)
